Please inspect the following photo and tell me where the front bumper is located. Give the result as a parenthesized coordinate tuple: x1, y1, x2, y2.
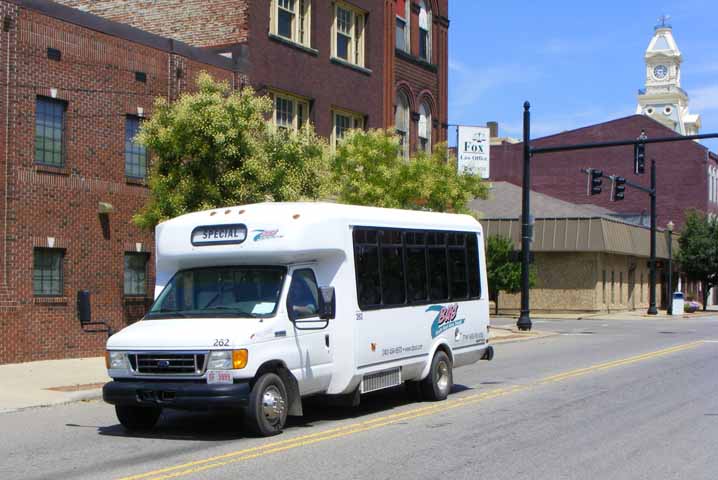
(103, 380, 251, 411)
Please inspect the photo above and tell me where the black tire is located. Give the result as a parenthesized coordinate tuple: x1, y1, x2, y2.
(115, 405, 161, 432)
(404, 380, 423, 401)
(421, 350, 452, 401)
(244, 373, 288, 437)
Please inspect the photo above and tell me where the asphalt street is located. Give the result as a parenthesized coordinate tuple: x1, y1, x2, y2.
(2, 316, 717, 480)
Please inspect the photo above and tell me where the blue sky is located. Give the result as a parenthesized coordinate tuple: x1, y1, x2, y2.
(448, 0, 718, 151)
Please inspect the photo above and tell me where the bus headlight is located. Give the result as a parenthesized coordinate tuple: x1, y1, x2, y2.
(106, 351, 128, 370)
(208, 350, 248, 370)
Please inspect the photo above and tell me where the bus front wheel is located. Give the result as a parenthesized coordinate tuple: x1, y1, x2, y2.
(245, 373, 288, 437)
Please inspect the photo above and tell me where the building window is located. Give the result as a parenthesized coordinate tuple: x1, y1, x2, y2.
(332, 2, 365, 67)
(35, 97, 66, 167)
(395, 0, 410, 52)
(124, 253, 149, 296)
(332, 109, 364, 147)
(33, 248, 64, 296)
(418, 1, 431, 62)
(125, 115, 148, 179)
(395, 91, 410, 159)
(418, 102, 432, 153)
(271, 0, 311, 47)
(272, 92, 310, 131)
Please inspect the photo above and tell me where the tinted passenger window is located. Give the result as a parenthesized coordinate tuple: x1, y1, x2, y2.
(355, 243, 381, 306)
(428, 247, 448, 301)
(381, 245, 405, 305)
(467, 234, 481, 298)
(449, 248, 468, 299)
(406, 246, 427, 302)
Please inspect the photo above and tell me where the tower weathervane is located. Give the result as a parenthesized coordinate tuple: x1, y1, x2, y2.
(657, 14, 671, 28)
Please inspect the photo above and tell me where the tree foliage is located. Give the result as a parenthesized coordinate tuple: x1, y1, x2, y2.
(486, 235, 536, 315)
(133, 72, 331, 229)
(332, 129, 489, 213)
(676, 210, 718, 310)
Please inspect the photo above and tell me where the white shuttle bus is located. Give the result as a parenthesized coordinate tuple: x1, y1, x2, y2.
(99, 202, 493, 436)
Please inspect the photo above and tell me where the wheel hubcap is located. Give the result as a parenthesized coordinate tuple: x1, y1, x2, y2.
(261, 386, 285, 424)
(436, 360, 450, 393)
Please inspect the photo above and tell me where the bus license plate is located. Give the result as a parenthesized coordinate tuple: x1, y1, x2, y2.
(207, 371, 233, 384)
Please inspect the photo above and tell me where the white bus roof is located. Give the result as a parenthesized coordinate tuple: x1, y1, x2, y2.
(155, 202, 482, 273)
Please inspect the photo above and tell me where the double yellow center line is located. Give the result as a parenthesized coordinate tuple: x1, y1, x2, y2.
(117, 340, 706, 480)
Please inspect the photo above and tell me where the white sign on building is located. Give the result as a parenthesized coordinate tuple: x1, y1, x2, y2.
(457, 126, 490, 178)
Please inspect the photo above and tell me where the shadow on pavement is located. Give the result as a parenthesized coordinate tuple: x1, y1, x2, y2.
(92, 383, 473, 441)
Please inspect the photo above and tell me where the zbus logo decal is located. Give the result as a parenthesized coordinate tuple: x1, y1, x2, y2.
(427, 303, 464, 338)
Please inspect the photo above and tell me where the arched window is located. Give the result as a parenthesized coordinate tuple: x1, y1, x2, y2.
(418, 102, 431, 152)
(395, 0, 410, 52)
(418, 1, 431, 61)
(395, 91, 410, 159)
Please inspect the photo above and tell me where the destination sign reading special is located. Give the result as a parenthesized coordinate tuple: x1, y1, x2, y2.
(191, 224, 248, 246)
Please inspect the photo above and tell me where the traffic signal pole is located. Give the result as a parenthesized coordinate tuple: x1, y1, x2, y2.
(518, 103, 718, 328)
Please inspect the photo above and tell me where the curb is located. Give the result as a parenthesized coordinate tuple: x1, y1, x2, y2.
(0, 388, 103, 415)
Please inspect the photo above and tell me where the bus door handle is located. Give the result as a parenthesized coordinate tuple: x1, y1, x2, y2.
(325, 334, 330, 349)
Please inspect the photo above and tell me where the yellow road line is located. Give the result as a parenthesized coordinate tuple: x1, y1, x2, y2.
(117, 340, 706, 480)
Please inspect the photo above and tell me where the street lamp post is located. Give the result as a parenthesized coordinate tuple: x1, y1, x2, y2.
(517, 102, 532, 331)
(666, 220, 674, 315)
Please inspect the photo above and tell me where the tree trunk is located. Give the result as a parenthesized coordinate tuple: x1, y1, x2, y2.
(495, 292, 499, 316)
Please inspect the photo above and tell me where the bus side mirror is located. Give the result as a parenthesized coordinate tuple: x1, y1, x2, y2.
(319, 287, 336, 320)
(77, 290, 92, 324)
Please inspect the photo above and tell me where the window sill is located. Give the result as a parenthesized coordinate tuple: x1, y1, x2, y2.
(34, 296, 68, 305)
(268, 33, 319, 56)
(125, 176, 148, 187)
(330, 57, 372, 76)
(394, 49, 438, 73)
(34, 164, 70, 176)
(123, 296, 151, 305)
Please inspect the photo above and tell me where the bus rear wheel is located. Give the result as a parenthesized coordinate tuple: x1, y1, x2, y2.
(245, 373, 288, 437)
(421, 351, 452, 401)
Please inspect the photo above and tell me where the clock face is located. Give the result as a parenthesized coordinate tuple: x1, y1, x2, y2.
(653, 65, 668, 80)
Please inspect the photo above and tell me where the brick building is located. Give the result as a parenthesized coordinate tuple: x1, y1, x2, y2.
(56, 0, 450, 152)
(0, 0, 243, 364)
(490, 115, 718, 230)
(2, 0, 450, 363)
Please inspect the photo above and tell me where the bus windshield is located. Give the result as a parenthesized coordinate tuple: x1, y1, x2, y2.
(146, 266, 286, 319)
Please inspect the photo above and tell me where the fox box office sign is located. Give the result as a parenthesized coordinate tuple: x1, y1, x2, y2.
(457, 126, 491, 178)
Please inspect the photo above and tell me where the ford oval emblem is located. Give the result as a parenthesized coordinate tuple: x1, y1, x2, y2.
(157, 360, 170, 368)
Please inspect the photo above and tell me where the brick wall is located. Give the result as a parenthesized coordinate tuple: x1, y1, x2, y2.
(490, 115, 718, 230)
(0, 1, 238, 363)
(54, 0, 249, 47)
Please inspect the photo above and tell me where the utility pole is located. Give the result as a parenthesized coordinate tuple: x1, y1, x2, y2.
(648, 159, 658, 314)
(517, 102, 532, 332)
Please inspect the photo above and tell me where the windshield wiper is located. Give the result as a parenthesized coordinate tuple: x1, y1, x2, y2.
(203, 306, 261, 317)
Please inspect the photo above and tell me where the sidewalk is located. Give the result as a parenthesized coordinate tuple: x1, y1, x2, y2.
(0, 356, 108, 414)
(0, 328, 552, 414)
(495, 310, 718, 321)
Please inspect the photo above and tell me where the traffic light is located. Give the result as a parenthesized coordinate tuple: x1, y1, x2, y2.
(613, 176, 626, 201)
(634, 142, 645, 174)
(590, 169, 603, 195)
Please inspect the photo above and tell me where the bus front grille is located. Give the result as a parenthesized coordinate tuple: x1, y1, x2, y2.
(129, 353, 207, 375)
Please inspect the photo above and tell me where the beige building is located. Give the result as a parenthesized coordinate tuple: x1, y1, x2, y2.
(473, 183, 676, 314)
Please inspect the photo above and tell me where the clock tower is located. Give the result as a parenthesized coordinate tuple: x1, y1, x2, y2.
(636, 18, 701, 135)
